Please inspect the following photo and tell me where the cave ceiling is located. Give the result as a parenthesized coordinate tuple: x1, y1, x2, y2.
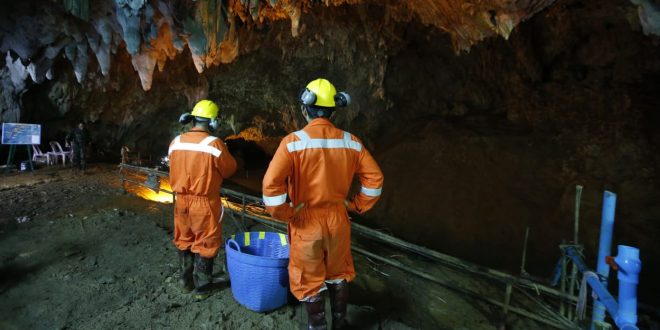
(0, 0, 565, 94)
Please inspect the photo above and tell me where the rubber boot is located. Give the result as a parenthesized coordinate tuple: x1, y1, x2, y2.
(178, 249, 194, 293)
(305, 294, 327, 330)
(212, 251, 230, 285)
(192, 254, 214, 300)
(328, 281, 349, 330)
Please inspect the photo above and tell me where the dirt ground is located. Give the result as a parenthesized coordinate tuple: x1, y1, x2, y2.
(0, 164, 579, 329)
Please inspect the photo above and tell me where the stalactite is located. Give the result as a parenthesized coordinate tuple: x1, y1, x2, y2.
(0, 0, 566, 94)
(63, 0, 90, 21)
(130, 51, 156, 90)
(90, 18, 115, 76)
(73, 42, 89, 83)
(5, 52, 29, 91)
(632, 0, 660, 36)
(115, 0, 146, 55)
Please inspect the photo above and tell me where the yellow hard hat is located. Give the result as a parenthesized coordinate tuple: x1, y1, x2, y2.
(302, 78, 337, 107)
(191, 99, 219, 119)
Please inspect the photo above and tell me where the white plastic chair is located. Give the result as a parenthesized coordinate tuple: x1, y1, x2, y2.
(49, 141, 72, 165)
(32, 145, 52, 165)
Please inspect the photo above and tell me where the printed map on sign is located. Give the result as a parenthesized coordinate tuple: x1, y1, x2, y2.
(1, 123, 41, 145)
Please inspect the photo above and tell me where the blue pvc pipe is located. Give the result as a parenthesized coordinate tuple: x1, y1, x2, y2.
(615, 245, 641, 330)
(592, 191, 617, 329)
(565, 247, 619, 316)
(585, 272, 620, 318)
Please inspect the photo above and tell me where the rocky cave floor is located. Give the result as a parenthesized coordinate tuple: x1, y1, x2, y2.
(0, 163, 642, 330)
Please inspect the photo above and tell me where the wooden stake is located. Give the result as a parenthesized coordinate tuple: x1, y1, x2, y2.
(568, 185, 583, 321)
(520, 227, 530, 276)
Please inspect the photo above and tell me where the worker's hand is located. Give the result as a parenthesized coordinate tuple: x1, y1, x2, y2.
(294, 202, 305, 214)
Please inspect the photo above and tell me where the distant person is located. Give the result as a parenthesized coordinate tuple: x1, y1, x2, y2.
(120, 145, 130, 164)
(168, 100, 237, 300)
(65, 121, 89, 172)
(262, 78, 384, 329)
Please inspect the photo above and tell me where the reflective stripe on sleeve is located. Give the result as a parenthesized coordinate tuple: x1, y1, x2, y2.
(360, 186, 382, 197)
(262, 193, 287, 206)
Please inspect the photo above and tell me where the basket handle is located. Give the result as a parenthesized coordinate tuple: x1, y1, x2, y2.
(227, 239, 241, 253)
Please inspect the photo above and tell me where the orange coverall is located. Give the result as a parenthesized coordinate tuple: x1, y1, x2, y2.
(168, 128, 237, 258)
(262, 118, 384, 300)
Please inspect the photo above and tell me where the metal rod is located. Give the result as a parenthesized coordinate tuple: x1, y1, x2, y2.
(121, 178, 174, 195)
(119, 163, 169, 177)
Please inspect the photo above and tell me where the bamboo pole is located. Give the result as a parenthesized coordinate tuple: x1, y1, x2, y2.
(517, 285, 578, 329)
(125, 170, 575, 328)
(222, 207, 578, 329)
(352, 246, 574, 329)
(560, 256, 568, 316)
(567, 185, 583, 321)
(219, 186, 579, 303)
(520, 227, 530, 276)
(348, 220, 577, 303)
(118, 166, 659, 320)
(502, 283, 513, 327)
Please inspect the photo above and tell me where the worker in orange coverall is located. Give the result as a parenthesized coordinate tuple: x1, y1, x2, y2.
(169, 99, 237, 300)
(262, 79, 384, 329)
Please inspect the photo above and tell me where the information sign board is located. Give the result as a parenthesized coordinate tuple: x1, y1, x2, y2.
(1, 123, 41, 145)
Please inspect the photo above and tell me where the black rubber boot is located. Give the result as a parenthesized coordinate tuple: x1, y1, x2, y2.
(305, 294, 327, 330)
(178, 249, 194, 293)
(212, 250, 230, 285)
(192, 254, 214, 300)
(328, 281, 349, 330)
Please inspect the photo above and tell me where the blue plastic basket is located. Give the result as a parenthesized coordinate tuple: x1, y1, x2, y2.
(226, 231, 290, 312)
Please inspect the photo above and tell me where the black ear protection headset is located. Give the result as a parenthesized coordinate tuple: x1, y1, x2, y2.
(299, 89, 352, 108)
(179, 113, 193, 124)
(179, 113, 219, 130)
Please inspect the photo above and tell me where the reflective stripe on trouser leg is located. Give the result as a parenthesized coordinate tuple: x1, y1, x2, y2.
(288, 206, 355, 301)
(173, 195, 223, 259)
